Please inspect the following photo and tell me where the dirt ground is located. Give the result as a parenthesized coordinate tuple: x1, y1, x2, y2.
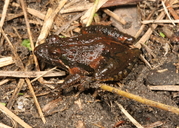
(0, 0, 179, 128)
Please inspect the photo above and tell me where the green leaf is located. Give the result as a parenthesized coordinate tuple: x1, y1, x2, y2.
(21, 39, 32, 51)
(94, 13, 98, 17)
(0, 102, 6, 106)
(18, 93, 24, 95)
(159, 32, 165, 38)
(59, 35, 66, 38)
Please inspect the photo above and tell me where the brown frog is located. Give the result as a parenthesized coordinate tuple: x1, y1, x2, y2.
(34, 25, 141, 90)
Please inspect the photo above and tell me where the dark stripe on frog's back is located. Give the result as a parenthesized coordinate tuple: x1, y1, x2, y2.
(81, 25, 135, 45)
(57, 33, 103, 46)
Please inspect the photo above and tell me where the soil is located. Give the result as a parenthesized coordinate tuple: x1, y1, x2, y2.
(0, 0, 179, 128)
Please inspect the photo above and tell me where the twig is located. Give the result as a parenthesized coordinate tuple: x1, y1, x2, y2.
(161, 0, 175, 26)
(0, 104, 32, 128)
(148, 85, 179, 91)
(0, 79, 10, 86)
(36, 0, 67, 45)
(115, 101, 144, 128)
(55, 11, 85, 35)
(1, 25, 46, 124)
(0, 123, 13, 128)
(102, 0, 142, 8)
(135, 9, 156, 38)
(19, 0, 46, 123)
(143, 121, 163, 128)
(103, 9, 126, 25)
(0, 57, 14, 68)
(0, 12, 23, 22)
(64, 0, 81, 8)
(19, 0, 34, 51)
(135, 11, 165, 48)
(0, 0, 10, 28)
(142, 19, 179, 24)
(100, 84, 179, 115)
(6, 79, 24, 109)
(1, 28, 24, 68)
(165, 0, 179, 21)
(27, 8, 45, 20)
(11, 2, 45, 20)
(31, 67, 58, 83)
(139, 55, 152, 69)
(0, 70, 65, 78)
(60, 3, 93, 14)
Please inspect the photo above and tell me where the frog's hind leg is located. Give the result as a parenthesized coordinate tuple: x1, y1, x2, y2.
(94, 58, 122, 82)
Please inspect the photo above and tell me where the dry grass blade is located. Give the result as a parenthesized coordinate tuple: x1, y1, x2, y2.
(0, 123, 13, 128)
(143, 121, 163, 128)
(0, 103, 32, 128)
(2, 26, 45, 123)
(1, 28, 24, 69)
(25, 78, 46, 123)
(19, 0, 34, 51)
(0, 57, 14, 68)
(103, 9, 126, 25)
(18, 0, 46, 123)
(135, 9, 156, 38)
(31, 67, 58, 83)
(0, 12, 24, 22)
(162, 0, 175, 26)
(115, 102, 144, 128)
(81, 0, 108, 24)
(0, 79, 10, 86)
(55, 11, 85, 35)
(6, 79, 24, 109)
(166, 0, 179, 20)
(36, 0, 67, 45)
(148, 85, 179, 91)
(102, 0, 142, 8)
(0, 70, 65, 78)
(135, 11, 165, 48)
(27, 8, 45, 20)
(0, 0, 10, 28)
(141, 19, 179, 24)
(86, 0, 99, 26)
(60, 3, 92, 14)
(100, 84, 179, 115)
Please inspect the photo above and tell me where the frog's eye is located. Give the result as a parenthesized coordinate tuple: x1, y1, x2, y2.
(50, 48, 62, 58)
(47, 35, 60, 44)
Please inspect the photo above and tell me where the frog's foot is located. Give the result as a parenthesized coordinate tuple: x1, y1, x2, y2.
(60, 73, 82, 89)
(61, 74, 94, 94)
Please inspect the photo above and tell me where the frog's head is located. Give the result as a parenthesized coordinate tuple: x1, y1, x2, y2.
(34, 42, 51, 63)
(34, 36, 68, 70)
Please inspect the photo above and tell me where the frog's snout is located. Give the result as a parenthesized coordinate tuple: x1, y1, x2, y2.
(34, 44, 49, 61)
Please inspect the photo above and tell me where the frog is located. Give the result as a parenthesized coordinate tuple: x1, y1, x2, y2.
(34, 25, 141, 90)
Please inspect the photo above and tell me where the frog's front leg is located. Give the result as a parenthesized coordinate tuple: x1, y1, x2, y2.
(60, 67, 92, 90)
